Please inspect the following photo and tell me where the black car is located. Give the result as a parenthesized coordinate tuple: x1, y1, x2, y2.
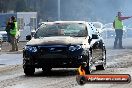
(23, 21, 106, 75)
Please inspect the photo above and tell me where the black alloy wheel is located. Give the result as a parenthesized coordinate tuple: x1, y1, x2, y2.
(83, 50, 93, 74)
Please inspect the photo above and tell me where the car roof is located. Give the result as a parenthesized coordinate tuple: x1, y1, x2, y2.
(40, 21, 87, 25)
(40, 22, 54, 25)
(54, 21, 86, 24)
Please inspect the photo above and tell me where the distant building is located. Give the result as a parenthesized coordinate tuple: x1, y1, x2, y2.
(17, 12, 37, 41)
(0, 12, 37, 41)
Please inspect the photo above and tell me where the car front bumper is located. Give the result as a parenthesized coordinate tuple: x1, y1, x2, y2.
(23, 46, 88, 68)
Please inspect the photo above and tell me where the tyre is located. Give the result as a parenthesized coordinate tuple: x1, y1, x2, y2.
(24, 67, 35, 76)
(96, 49, 106, 70)
(83, 50, 92, 74)
(96, 64, 105, 70)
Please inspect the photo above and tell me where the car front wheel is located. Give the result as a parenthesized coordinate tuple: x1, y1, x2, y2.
(24, 66, 35, 76)
(83, 50, 93, 74)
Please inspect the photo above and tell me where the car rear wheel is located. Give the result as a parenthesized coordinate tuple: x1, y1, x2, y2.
(96, 64, 105, 70)
(24, 67, 35, 76)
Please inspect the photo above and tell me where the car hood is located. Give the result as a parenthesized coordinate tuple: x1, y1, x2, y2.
(26, 36, 87, 46)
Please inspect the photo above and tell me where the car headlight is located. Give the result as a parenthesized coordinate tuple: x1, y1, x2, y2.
(25, 46, 37, 52)
(69, 45, 82, 51)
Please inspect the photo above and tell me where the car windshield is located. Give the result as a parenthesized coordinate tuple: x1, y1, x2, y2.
(34, 23, 88, 38)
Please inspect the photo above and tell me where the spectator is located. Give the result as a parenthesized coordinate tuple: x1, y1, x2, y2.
(113, 12, 132, 49)
(9, 16, 19, 51)
(5, 18, 11, 43)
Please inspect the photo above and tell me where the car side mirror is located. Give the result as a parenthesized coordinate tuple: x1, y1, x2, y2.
(92, 34, 99, 39)
(26, 35, 32, 41)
